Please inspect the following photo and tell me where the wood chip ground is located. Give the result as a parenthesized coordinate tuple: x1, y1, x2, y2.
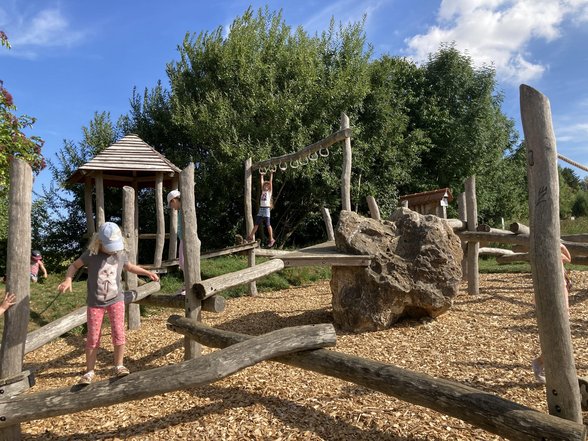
(20, 272, 588, 440)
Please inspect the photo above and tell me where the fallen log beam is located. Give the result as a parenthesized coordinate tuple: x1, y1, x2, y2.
(23, 282, 160, 354)
(166, 316, 587, 441)
(444, 218, 467, 231)
(497, 253, 531, 264)
(478, 247, 516, 257)
(0, 323, 336, 427)
(458, 231, 588, 256)
(509, 222, 530, 235)
(135, 293, 225, 313)
(561, 234, 588, 243)
(193, 259, 284, 300)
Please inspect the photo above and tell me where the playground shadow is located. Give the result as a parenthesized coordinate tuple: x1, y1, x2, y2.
(22, 383, 414, 441)
(213, 307, 333, 336)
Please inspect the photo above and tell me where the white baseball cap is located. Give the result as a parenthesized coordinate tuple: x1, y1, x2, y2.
(167, 189, 181, 207)
(98, 222, 124, 253)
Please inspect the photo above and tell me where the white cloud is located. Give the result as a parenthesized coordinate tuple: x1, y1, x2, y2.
(0, 5, 85, 57)
(405, 0, 588, 84)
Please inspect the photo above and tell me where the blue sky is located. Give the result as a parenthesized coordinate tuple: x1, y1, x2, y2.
(2, 0, 588, 195)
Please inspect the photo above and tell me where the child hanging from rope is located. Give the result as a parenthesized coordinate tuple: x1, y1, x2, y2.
(247, 171, 276, 248)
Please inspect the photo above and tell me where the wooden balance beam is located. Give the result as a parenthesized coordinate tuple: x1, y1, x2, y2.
(167, 316, 587, 441)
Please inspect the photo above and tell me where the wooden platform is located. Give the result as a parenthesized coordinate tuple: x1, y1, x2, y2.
(274, 241, 372, 267)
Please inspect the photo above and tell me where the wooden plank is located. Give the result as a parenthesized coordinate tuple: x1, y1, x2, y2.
(201, 242, 258, 259)
(167, 316, 587, 441)
(0, 324, 336, 427)
(193, 259, 285, 300)
(277, 241, 372, 268)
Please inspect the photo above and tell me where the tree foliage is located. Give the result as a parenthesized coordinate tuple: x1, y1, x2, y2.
(40, 9, 531, 256)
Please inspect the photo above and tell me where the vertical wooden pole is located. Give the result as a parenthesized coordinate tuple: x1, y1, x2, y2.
(168, 177, 179, 261)
(153, 172, 164, 268)
(0, 159, 32, 440)
(520, 84, 582, 422)
(133, 180, 139, 261)
(340, 113, 352, 211)
(244, 158, 254, 237)
(321, 207, 335, 241)
(122, 186, 140, 330)
(179, 164, 202, 360)
(95, 172, 105, 227)
(465, 176, 479, 295)
(244, 158, 257, 295)
(83, 177, 95, 237)
(458, 192, 468, 281)
(366, 196, 381, 220)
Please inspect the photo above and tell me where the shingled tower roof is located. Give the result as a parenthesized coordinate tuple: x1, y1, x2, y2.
(67, 134, 181, 188)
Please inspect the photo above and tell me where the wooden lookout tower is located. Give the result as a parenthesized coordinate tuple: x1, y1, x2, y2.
(67, 134, 182, 271)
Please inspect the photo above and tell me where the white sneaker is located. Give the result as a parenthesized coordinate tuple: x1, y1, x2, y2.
(532, 358, 545, 384)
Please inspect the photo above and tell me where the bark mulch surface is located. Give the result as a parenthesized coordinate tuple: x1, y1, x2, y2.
(21, 272, 588, 440)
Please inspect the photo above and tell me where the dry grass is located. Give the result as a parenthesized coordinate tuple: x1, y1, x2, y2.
(20, 272, 588, 440)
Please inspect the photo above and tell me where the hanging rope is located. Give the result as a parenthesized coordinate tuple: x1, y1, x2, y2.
(558, 153, 588, 173)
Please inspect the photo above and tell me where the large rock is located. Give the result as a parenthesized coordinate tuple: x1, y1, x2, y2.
(330, 209, 463, 332)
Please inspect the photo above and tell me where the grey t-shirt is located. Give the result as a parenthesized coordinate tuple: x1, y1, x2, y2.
(80, 250, 128, 307)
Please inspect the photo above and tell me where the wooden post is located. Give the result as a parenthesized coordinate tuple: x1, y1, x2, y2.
(520, 84, 582, 423)
(0, 159, 32, 440)
(401, 200, 409, 209)
(153, 172, 164, 268)
(366, 196, 381, 220)
(122, 186, 140, 330)
(83, 177, 95, 237)
(244, 158, 257, 295)
(168, 177, 179, 261)
(95, 172, 105, 227)
(458, 192, 468, 281)
(465, 176, 479, 295)
(321, 207, 335, 241)
(179, 163, 202, 360)
(340, 113, 352, 211)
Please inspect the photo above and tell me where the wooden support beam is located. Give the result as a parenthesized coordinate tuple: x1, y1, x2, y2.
(0, 324, 336, 427)
(193, 259, 285, 300)
(136, 294, 225, 313)
(521, 83, 582, 422)
(251, 129, 351, 171)
(166, 316, 587, 441)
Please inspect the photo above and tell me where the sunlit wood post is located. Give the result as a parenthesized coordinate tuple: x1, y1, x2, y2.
(520, 84, 582, 423)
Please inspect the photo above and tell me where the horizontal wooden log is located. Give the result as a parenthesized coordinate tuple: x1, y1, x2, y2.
(509, 222, 530, 235)
(23, 282, 160, 354)
(201, 242, 258, 259)
(561, 234, 588, 243)
(444, 218, 467, 231)
(166, 316, 586, 441)
(0, 323, 336, 427)
(478, 247, 516, 257)
(136, 293, 225, 313)
(458, 231, 588, 257)
(0, 370, 34, 398)
(497, 253, 530, 264)
(252, 128, 351, 171)
(255, 249, 292, 258)
(193, 259, 285, 300)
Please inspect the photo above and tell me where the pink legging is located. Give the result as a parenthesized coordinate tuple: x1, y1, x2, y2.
(86, 301, 126, 349)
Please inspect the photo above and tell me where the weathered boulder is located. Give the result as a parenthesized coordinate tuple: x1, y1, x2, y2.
(330, 209, 463, 332)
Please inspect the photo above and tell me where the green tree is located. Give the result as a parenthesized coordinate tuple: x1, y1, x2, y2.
(129, 7, 372, 247)
(0, 30, 45, 274)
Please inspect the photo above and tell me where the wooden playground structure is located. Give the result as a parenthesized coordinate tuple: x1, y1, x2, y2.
(1, 91, 588, 439)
